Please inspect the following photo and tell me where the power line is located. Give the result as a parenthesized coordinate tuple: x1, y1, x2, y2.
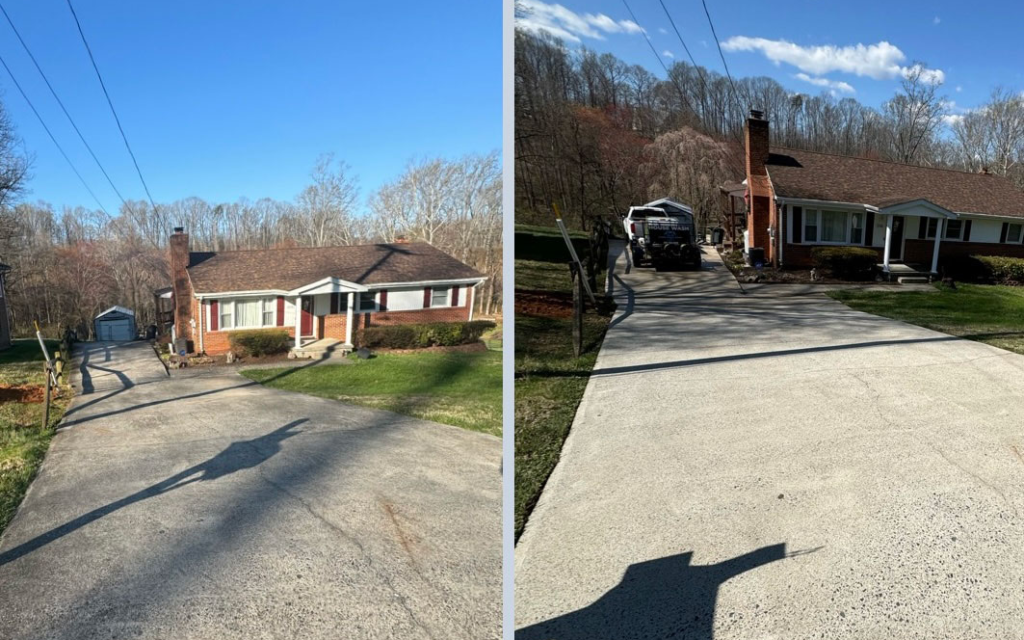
(619, 0, 697, 118)
(0, 53, 109, 214)
(701, 0, 744, 117)
(65, 0, 158, 212)
(0, 1, 136, 215)
(656, 0, 712, 99)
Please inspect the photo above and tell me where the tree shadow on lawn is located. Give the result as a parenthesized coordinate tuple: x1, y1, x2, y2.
(268, 353, 501, 434)
(61, 355, 325, 428)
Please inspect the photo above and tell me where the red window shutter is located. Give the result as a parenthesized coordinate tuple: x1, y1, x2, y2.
(423, 287, 432, 308)
(451, 286, 460, 307)
(379, 289, 388, 311)
(276, 296, 284, 326)
(210, 300, 219, 331)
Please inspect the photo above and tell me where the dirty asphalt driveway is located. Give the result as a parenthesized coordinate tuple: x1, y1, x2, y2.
(516, 247, 1024, 639)
(0, 342, 500, 639)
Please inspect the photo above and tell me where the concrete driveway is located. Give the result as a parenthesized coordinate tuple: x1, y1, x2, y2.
(0, 341, 500, 639)
(516, 245, 1024, 639)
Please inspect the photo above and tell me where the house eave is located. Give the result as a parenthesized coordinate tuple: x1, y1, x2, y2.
(192, 276, 486, 299)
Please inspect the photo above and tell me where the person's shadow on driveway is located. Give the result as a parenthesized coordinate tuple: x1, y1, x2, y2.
(0, 419, 306, 567)
(517, 543, 822, 640)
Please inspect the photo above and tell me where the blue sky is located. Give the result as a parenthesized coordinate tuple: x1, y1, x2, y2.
(518, 0, 1024, 124)
(0, 0, 500, 213)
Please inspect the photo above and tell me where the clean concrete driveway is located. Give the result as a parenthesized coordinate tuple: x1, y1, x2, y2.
(516, 246, 1024, 639)
(0, 341, 500, 640)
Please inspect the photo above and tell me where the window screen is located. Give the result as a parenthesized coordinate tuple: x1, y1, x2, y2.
(820, 211, 847, 243)
(1008, 224, 1023, 243)
(359, 292, 376, 311)
(431, 287, 450, 307)
(804, 212, 818, 242)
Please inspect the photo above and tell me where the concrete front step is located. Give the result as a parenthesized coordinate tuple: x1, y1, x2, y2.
(289, 340, 352, 360)
(897, 276, 931, 284)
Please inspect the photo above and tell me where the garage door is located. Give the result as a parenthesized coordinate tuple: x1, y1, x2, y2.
(98, 319, 133, 341)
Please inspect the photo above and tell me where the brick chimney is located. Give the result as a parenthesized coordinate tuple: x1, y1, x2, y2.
(169, 227, 191, 341)
(745, 109, 769, 179)
(745, 109, 775, 263)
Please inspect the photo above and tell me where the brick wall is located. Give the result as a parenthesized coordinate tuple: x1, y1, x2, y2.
(323, 313, 347, 341)
(904, 239, 1024, 264)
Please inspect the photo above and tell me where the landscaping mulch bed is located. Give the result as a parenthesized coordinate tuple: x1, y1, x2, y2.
(378, 342, 488, 355)
(0, 384, 45, 404)
(169, 351, 296, 370)
(515, 289, 572, 318)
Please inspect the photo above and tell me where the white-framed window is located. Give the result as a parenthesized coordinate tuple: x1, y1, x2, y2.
(431, 286, 450, 307)
(850, 212, 865, 245)
(803, 214, 818, 242)
(220, 301, 234, 329)
(1007, 223, 1023, 243)
(924, 218, 939, 239)
(217, 296, 277, 330)
(944, 219, 963, 240)
(800, 209, 861, 245)
(358, 291, 376, 311)
(820, 210, 846, 243)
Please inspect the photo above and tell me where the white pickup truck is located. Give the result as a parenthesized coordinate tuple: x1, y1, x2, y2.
(622, 205, 697, 267)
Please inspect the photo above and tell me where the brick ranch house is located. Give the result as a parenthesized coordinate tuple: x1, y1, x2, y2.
(168, 228, 486, 356)
(742, 109, 1024, 274)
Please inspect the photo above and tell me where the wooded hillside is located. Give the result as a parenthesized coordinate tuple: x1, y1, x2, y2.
(515, 28, 1024, 230)
(0, 97, 502, 339)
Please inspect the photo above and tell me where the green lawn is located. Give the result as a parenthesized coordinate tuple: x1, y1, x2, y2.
(1, 339, 70, 535)
(515, 224, 611, 542)
(829, 283, 1024, 354)
(241, 350, 502, 436)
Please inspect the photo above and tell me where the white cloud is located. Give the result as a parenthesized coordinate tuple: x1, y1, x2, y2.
(516, 0, 643, 43)
(956, 85, 963, 92)
(721, 36, 945, 84)
(902, 63, 945, 85)
(933, 16, 941, 25)
(795, 72, 855, 93)
(942, 114, 964, 126)
(658, 27, 668, 35)
(662, 50, 675, 59)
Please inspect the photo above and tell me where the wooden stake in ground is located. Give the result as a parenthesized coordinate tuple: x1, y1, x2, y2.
(553, 203, 598, 307)
(570, 262, 584, 359)
(42, 361, 52, 430)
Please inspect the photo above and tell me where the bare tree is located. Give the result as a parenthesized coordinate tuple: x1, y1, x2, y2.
(882, 64, 946, 164)
(296, 153, 360, 246)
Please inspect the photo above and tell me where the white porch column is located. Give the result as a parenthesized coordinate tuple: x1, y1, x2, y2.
(294, 295, 302, 349)
(468, 284, 476, 321)
(345, 292, 355, 346)
(882, 215, 893, 272)
(931, 219, 942, 274)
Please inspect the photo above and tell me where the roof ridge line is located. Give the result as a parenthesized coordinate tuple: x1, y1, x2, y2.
(188, 241, 428, 255)
(772, 146, 1004, 178)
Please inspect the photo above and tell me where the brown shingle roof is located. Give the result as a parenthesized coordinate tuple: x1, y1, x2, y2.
(766, 148, 1024, 217)
(187, 242, 483, 293)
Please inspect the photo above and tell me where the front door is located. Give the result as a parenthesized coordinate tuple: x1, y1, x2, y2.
(890, 216, 904, 261)
(300, 297, 313, 336)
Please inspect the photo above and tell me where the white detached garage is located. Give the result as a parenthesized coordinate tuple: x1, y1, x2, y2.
(94, 306, 137, 341)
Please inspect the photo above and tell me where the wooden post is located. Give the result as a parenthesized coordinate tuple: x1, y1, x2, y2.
(570, 263, 584, 359)
(42, 362, 52, 430)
